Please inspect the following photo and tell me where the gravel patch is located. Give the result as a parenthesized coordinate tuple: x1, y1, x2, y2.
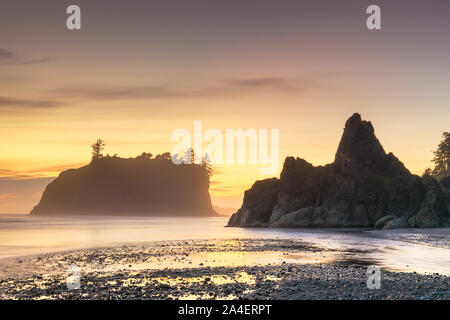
(0, 239, 448, 300)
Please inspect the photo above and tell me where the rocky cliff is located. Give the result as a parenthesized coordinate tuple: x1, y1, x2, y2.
(228, 113, 449, 229)
(31, 157, 216, 216)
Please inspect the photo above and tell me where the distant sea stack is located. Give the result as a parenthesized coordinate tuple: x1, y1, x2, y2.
(228, 113, 450, 229)
(31, 156, 216, 216)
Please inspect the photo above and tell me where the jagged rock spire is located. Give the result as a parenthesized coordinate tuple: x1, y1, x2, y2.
(335, 113, 386, 168)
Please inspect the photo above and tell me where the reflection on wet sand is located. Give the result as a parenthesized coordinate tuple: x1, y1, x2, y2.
(0, 238, 448, 300)
(0, 215, 449, 300)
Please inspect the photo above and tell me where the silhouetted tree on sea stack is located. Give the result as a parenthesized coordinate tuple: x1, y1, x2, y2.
(201, 154, 213, 177)
(155, 152, 172, 161)
(136, 152, 153, 160)
(91, 138, 105, 162)
(88, 141, 213, 178)
(183, 148, 196, 164)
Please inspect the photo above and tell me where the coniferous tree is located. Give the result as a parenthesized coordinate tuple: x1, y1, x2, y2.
(431, 132, 450, 179)
(91, 138, 105, 161)
(201, 153, 213, 177)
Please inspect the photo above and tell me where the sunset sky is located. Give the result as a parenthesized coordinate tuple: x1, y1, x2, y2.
(1, 0, 449, 213)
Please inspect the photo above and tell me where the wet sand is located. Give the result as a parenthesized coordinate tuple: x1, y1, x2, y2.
(0, 237, 448, 300)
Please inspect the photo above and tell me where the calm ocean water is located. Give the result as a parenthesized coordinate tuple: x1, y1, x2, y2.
(0, 214, 449, 275)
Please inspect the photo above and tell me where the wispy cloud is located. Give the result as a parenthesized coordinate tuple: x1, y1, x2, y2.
(50, 85, 180, 100)
(0, 77, 302, 115)
(0, 163, 82, 179)
(0, 96, 62, 109)
(0, 48, 51, 66)
(229, 77, 302, 91)
(48, 77, 303, 101)
(0, 49, 15, 60)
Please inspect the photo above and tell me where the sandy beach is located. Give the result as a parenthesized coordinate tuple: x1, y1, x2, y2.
(0, 233, 449, 300)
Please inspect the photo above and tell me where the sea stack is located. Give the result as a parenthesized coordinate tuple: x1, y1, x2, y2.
(31, 156, 216, 216)
(228, 113, 449, 229)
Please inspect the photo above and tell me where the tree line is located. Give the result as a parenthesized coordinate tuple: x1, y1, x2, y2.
(90, 139, 213, 177)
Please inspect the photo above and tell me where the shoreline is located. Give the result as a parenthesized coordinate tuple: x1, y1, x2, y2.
(0, 237, 449, 300)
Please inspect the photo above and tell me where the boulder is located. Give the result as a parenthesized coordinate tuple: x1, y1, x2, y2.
(382, 216, 409, 230)
(375, 215, 398, 229)
(271, 207, 314, 228)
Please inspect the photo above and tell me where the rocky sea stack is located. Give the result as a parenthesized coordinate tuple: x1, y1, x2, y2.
(31, 156, 216, 216)
(228, 113, 450, 229)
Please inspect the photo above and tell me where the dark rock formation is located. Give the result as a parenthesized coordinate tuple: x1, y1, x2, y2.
(408, 175, 449, 228)
(227, 178, 279, 227)
(440, 176, 450, 212)
(228, 113, 449, 229)
(31, 156, 216, 216)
